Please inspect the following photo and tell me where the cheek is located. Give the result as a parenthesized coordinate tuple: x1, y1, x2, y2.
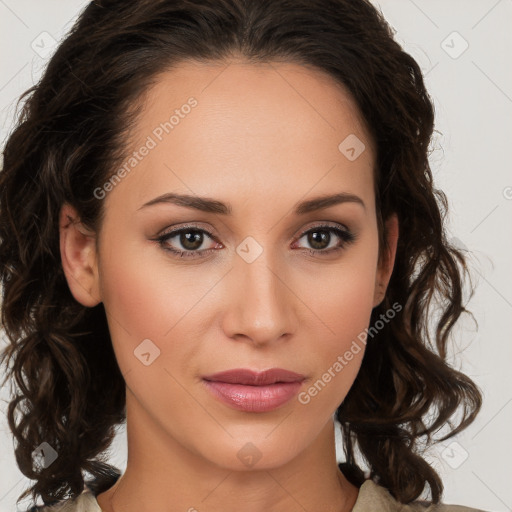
(296, 242, 379, 408)
(319, 266, 375, 323)
(308, 287, 372, 390)
(97, 252, 212, 425)
(99, 220, 212, 327)
(96, 235, 209, 371)
(305, 239, 379, 342)
(295, 284, 372, 420)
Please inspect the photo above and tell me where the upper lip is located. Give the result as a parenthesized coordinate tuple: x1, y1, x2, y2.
(203, 368, 305, 385)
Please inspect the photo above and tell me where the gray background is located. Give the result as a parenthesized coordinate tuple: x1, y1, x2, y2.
(0, 1, 511, 511)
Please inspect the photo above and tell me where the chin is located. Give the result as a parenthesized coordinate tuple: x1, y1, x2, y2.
(194, 430, 308, 472)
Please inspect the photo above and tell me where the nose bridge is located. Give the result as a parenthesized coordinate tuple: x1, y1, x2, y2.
(224, 244, 294, 344)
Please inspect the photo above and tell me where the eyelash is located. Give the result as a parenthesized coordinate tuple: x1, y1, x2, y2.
(154, 223, 356, 260)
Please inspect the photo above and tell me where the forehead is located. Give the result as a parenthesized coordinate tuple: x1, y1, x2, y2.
(109, 59, 376, 214)
(135, 59, 372, 150)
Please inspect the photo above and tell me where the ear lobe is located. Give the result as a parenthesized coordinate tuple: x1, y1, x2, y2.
(373, 213, 399, 308)
(59, 203, 101, 307)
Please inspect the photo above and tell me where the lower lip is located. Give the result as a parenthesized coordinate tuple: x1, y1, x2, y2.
(203, 380, 303, 412)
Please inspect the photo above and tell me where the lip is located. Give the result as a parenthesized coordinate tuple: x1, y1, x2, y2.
(202, 368, 305, 412)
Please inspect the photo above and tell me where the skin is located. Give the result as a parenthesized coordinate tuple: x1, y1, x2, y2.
(59, 59, 398, 512)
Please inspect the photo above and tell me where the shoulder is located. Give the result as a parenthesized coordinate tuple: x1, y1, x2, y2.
(353, 479, 489, 512)
(22, 472, 120, 512)
(22, 487, 102, 512)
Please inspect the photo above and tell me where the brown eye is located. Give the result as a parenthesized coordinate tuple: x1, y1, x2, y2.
(178, 230, 205, 251)
(295, 225, 356, 254)
(156, 227, 220, 259)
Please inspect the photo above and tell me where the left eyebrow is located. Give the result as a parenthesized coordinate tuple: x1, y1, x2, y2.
(138, 191, 366, 215)
(294, 192, 366, 214)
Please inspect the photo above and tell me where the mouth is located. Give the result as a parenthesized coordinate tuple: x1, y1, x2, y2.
(202, 368, 306, 413)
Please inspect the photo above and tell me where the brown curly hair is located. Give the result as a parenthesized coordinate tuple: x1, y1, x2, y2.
(0, 0, 482, 508)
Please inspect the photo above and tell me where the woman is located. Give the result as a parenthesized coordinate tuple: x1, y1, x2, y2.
(0, 0, 486, 511)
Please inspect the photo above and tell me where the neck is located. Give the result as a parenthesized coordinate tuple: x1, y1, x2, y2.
(97, 390, 360, 512)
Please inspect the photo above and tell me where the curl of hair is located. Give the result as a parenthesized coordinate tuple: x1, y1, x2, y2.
(0, 0, 482, 508)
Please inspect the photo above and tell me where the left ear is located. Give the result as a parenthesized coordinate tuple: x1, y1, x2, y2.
(373, 213, 399, 308)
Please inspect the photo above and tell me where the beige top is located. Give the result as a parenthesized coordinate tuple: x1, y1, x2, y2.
(30, 479, 488, 511)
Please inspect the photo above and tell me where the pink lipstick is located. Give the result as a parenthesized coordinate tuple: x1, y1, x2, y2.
(202, 368, 305, 413)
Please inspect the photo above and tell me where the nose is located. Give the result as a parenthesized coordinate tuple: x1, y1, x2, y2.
(221, 250, 296, 347)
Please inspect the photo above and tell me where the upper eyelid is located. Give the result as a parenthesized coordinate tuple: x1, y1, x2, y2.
(158, 220, 351, 237)
(157, 222, 353, 246)
(297, 222, 351, 236)
(158, 224, 218, 241)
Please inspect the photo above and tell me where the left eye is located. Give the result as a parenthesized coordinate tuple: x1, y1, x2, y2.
(295, 225, 355, 252)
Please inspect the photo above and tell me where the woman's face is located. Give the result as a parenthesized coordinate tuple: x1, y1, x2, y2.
(61, 60, 397, 472)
